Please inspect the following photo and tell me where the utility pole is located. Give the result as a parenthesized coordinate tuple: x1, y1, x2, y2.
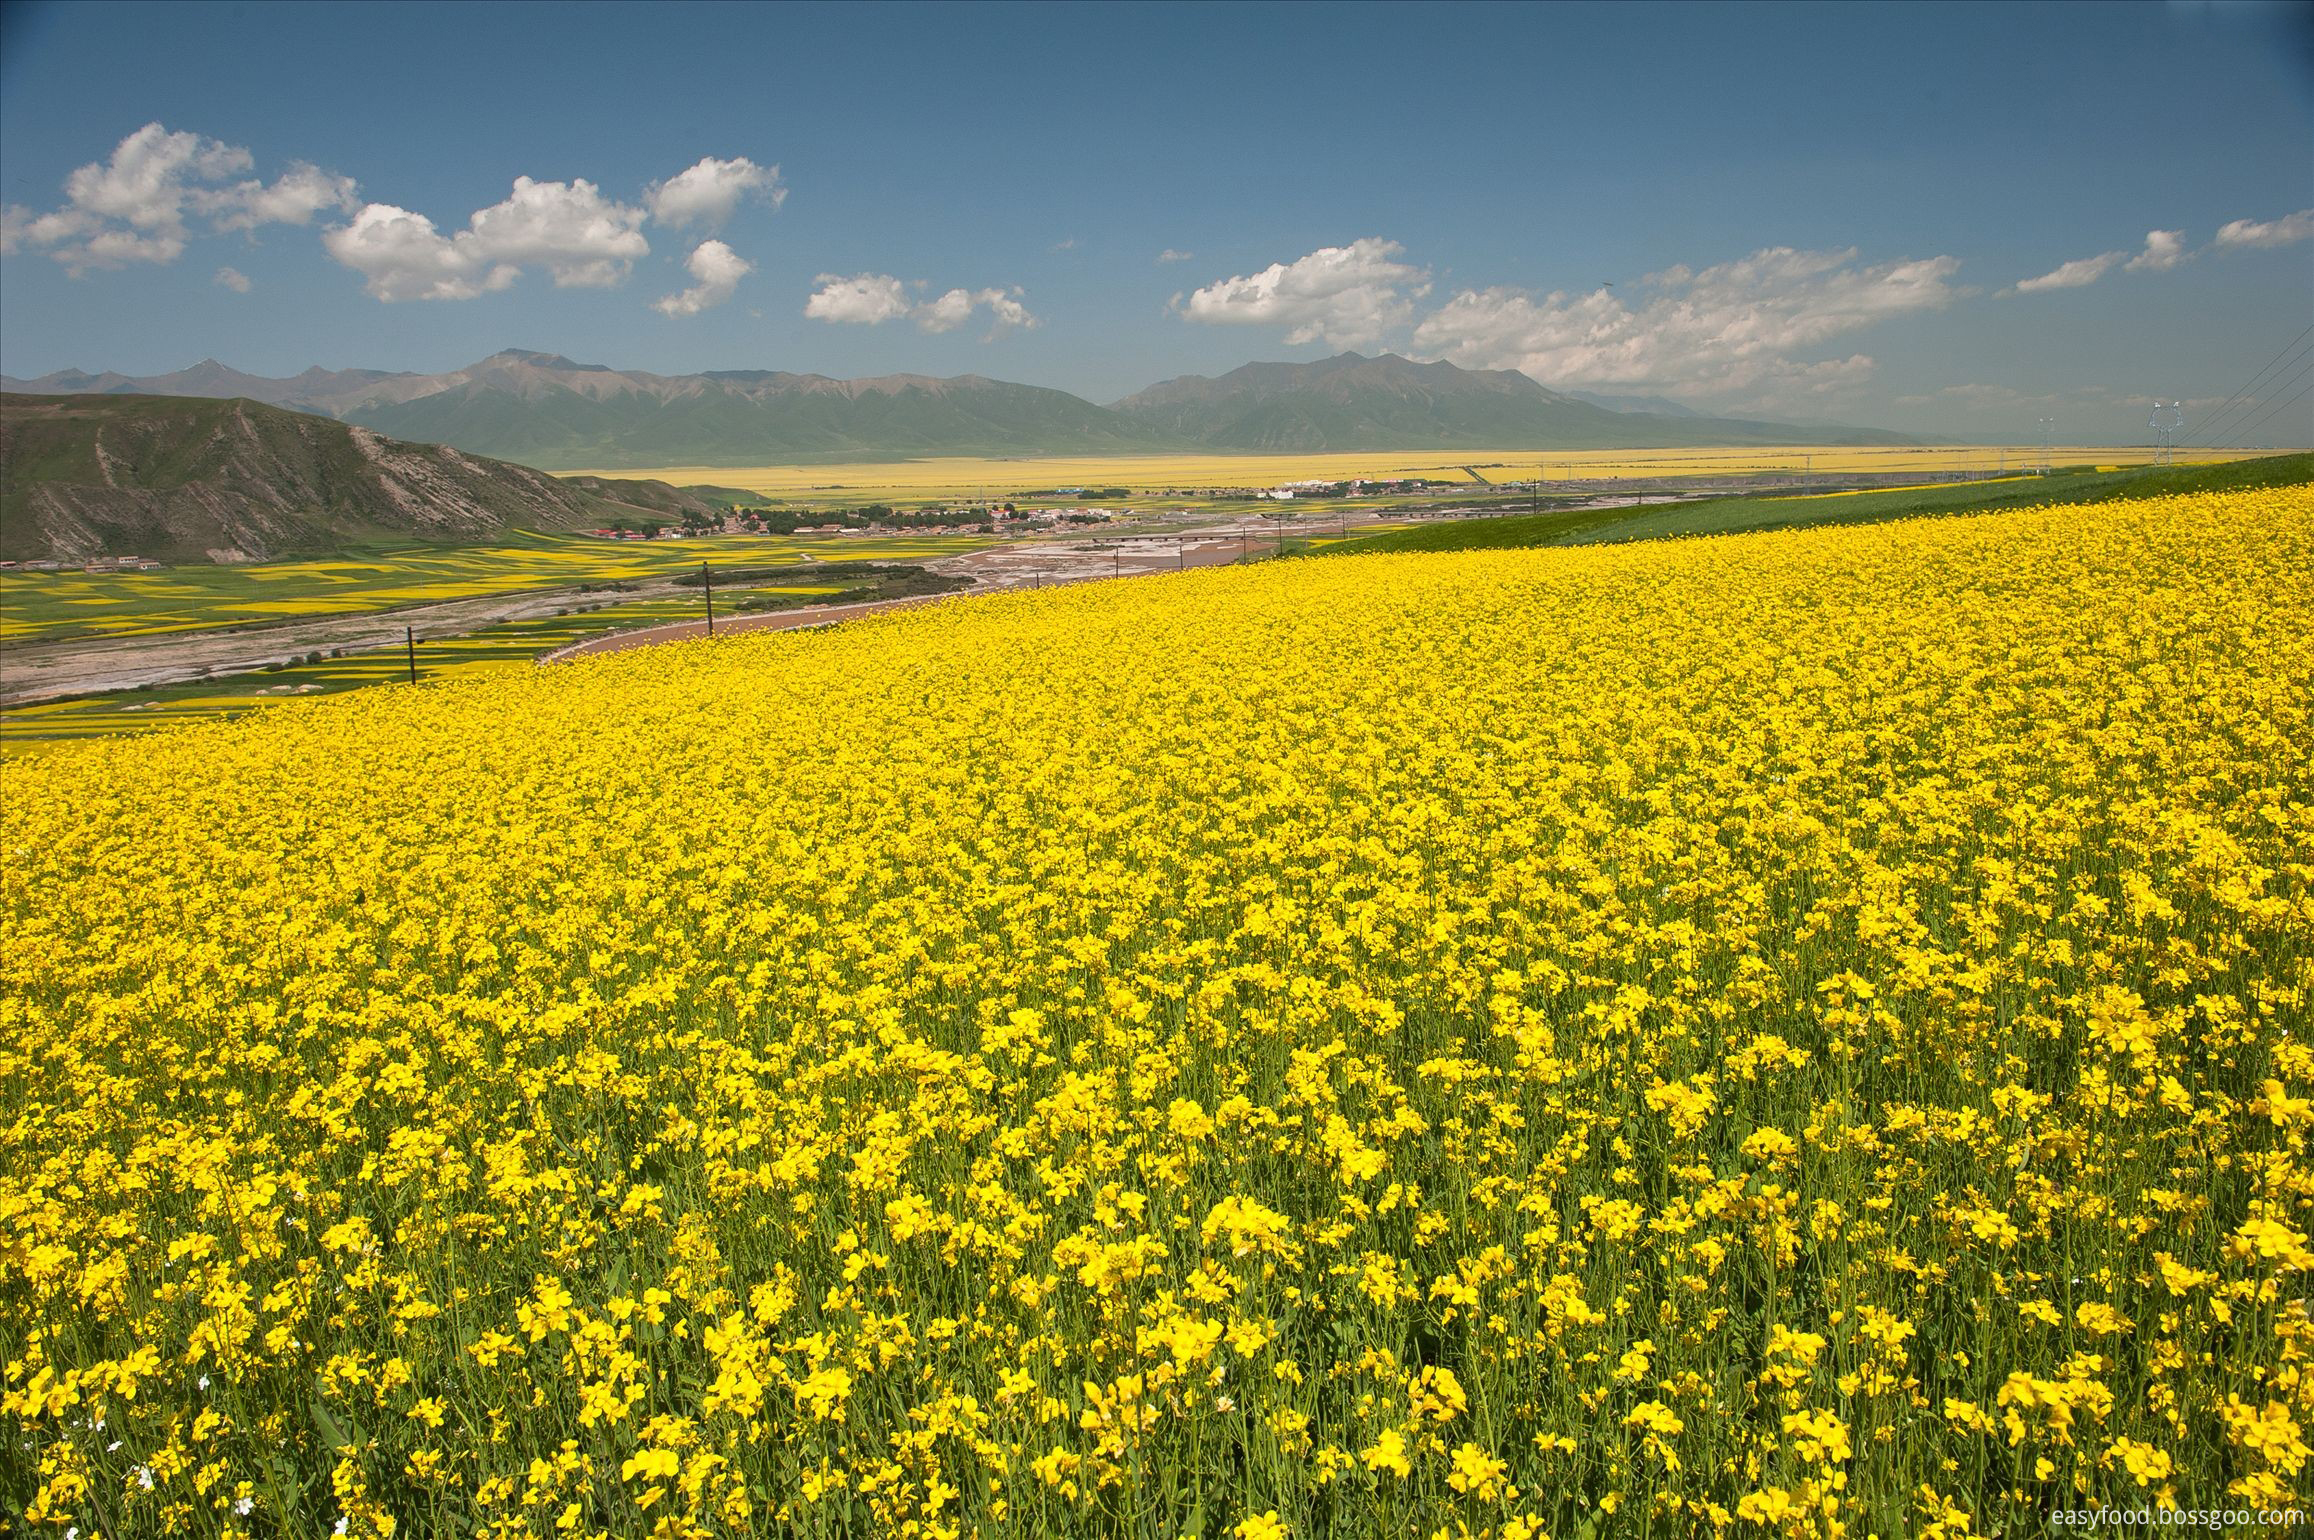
(702, 561, 714, 635)
(2148, 402, 2182, 466)
(405, 627, 417, 685)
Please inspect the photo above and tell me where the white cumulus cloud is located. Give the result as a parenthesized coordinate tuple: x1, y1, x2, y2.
(2125, 229, 2188, 272)
(1182, 238, 1430, 349)
(646, 155, 783, 228)
(804, 273, 1036, 335)
(323, 204, 516, 302)
(462, 178, 647, 288)
(0, 121, 356, 274)
(804, 272, 914, 325)
(2215, 209, 2314, 249)
(214, 265, 251, 292)
(977, 289, 1036, 331)
(1157, 248, 1194, 263)
(918, 286, 1036, 334)
(1411, 245, 1959, 398)
(916, 287, 979, 333)
(323, 176, 649, 301)
(2011, 251, 2125, 293)
(654, 239, 752, 317)
(199, 161, 359, 234)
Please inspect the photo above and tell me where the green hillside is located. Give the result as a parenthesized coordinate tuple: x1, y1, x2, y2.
(1315, 454, 2314, 557)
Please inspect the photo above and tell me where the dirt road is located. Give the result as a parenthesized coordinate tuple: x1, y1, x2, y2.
(0, 505, 1551, 703)
(0, 579, 726, 708)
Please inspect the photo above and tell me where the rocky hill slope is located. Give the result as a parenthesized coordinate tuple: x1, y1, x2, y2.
(0, 393, 725, 563)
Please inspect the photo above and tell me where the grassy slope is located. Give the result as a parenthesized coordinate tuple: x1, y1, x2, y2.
(1314, 453, 2314, 557)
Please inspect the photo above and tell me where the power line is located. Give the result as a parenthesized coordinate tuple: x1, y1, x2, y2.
(2186, 320, 2311, 435)
(2212, 383, 2311, 451)
(2207, 352, 2314, 445)
(2188, 339, 2312, 448)
(2180, 323, 2314, 446)
(2209, 371, 2314, 451)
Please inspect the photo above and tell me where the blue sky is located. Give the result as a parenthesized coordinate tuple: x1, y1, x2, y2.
(1, 0, 2309, 442)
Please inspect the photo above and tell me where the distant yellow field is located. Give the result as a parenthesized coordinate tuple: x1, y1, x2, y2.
(1777, 475, 2039, 501)
(566, 446, 2266, 502)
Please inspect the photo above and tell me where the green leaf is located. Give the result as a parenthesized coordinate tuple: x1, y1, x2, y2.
(311, 1397, 350, 1451)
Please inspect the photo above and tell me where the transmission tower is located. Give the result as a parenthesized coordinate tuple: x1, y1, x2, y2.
(2148, 401, 2183, 466)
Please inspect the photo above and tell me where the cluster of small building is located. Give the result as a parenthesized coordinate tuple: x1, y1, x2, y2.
(1139, 477, 1463, 500)
(1013, 506, 1121, 527)
(2, 555, 165, 572)
(1260, 477, 1464, 499)
(582, 503, 1129, 542)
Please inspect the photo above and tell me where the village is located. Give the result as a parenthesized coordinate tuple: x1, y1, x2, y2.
(0, 554, 166, 573)
(580, 475, 1478, 542)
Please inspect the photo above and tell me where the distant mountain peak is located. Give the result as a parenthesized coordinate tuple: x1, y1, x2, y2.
(485, 349, 601, 371)
(4, 349, 1918, 467)
(1113, 352, 1913, 453)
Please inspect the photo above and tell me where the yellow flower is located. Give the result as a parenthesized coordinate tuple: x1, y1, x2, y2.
(1409, 1366, 1468, 1424)
(619, 1447, 679, 1483)
(2105, 1437, 2172, 1486)
(1359, 1428, 1411, 1478)
(1447, 1441, 1511, 1500)
(1624, 1400, 1684, 1437)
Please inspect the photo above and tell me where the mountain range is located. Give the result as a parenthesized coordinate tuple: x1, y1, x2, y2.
(1108, 354, 1907, 452)
(0, 393, 727, 564)
(3, 350, 1918, 469)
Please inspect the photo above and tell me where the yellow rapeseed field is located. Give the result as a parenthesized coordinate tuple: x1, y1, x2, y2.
(566, 448, 2258, 503)
(3, 487, 2310, 1539)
